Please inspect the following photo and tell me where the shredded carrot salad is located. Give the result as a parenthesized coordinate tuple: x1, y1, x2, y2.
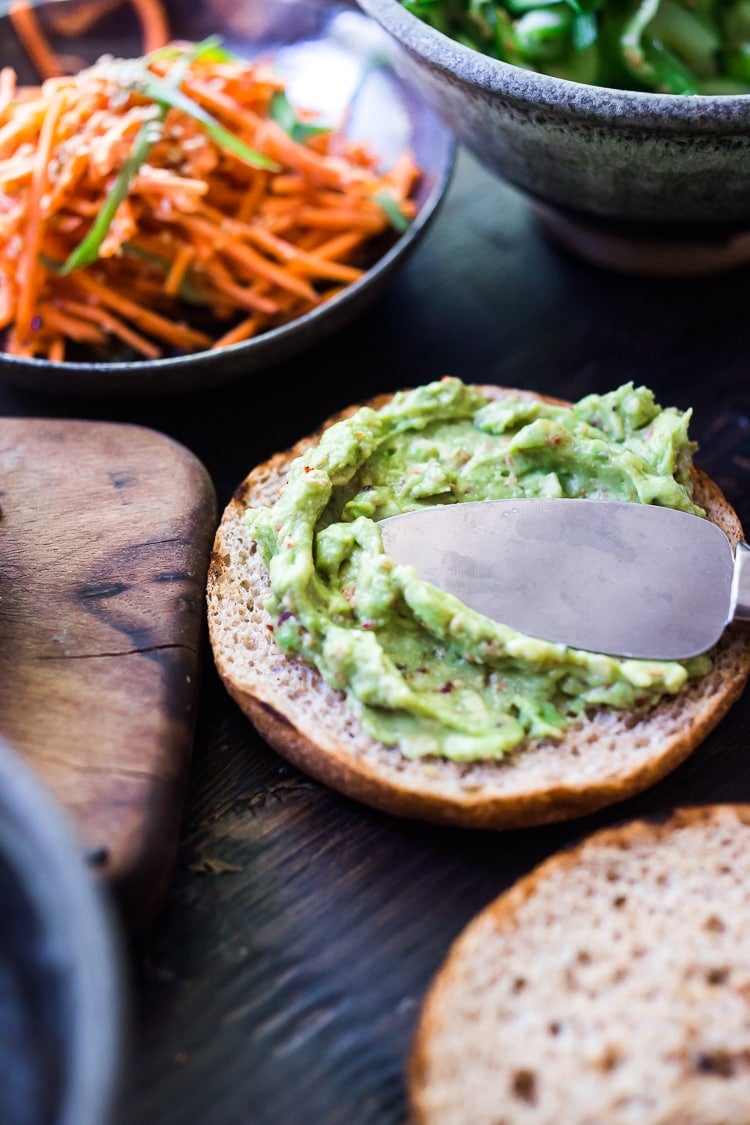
(0, 35, 421, 361)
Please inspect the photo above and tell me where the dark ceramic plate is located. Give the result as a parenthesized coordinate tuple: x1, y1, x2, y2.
(0, 0, 454, 396)
(0, 736, 123, 1125)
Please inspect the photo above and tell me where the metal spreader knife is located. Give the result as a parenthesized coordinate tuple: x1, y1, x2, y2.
(379, 498, 750, 660)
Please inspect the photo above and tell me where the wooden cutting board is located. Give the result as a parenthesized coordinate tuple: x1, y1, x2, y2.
(0, 419, 217, 930)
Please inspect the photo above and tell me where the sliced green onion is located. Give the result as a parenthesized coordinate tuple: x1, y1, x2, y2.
(58, 111, 164, 274)
(269, 90, 331, 143)
(515, 6, 575, 61)
(646, 0, 719, 78)
(620, 0, 661, 70)
(138, 74, 279, 170)
(373, 191, 411, 233)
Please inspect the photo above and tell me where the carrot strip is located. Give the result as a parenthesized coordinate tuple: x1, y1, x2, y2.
(0, 103, 48, 158)
(381, 151, 421, 201)
(0, 156, 35, 189)
(57, 297, 163, 358)
(0, 268, 16, 328)
(212, 314, 260, 349)
(48, 336, 65, 362)
(243, 225, 364, 284)
(289, 207, 387, 233)
(47, 0, 125, 37)
(72, 272, 213, 350)
(164, 244, 195, 296)
(221, 239, 319, 301)
(15, 91, 67, 344)
(308, 231, 367, 261)
(129, 0, 170, 54)
(184, 83, 367, 190)
(178, 213, 318, 301)
(201, 259, 280, 316)
(44, 150, 90, 214)
(236, 172, 270, 223)
(8, 2, 66, 80)
(193, 204, 362, 281)
(182, 78, 256, 131)
(255, 119, 370, 190)
(40, 305, 107, 345)
(4, 327, 32, 356)
(91, 105, 157, 178)
(65, 199, 103, 218)
(0, 69, 17, 117)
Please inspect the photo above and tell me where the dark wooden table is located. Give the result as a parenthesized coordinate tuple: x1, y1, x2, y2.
(5, 148, 750, 1124)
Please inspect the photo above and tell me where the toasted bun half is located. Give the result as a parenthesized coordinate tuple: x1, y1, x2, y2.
(409, 804, 750, 1124)
(206, 386, 750, 830)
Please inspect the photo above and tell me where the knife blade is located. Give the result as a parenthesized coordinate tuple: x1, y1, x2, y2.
(379, 498, 750, 660)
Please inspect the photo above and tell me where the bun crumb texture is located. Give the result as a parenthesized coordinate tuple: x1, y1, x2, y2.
(410, 805, 750, 1125)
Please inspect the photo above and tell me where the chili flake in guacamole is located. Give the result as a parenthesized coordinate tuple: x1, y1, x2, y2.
(249, 378, 710, 761)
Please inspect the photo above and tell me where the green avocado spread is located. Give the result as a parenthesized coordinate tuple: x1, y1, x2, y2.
(249, 378, 711, 761)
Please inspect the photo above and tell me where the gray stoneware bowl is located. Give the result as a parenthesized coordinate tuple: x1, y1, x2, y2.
(356, 0, 750, 233)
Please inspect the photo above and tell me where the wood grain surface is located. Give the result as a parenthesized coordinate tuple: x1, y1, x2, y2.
(1, 151, 749, 1125)
(0, 420, 216, 928)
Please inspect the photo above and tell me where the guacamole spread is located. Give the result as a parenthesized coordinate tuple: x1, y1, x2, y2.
(249, 378, 710, 761)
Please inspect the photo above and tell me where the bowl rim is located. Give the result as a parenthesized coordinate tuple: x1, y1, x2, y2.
(356, 0, 750, 125)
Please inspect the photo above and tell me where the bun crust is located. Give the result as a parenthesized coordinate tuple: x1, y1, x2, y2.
(206, 386, 750, 830)
(409, 804, 750, 1124)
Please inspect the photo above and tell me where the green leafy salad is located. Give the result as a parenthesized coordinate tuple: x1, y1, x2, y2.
(400, 0, 750, 92)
